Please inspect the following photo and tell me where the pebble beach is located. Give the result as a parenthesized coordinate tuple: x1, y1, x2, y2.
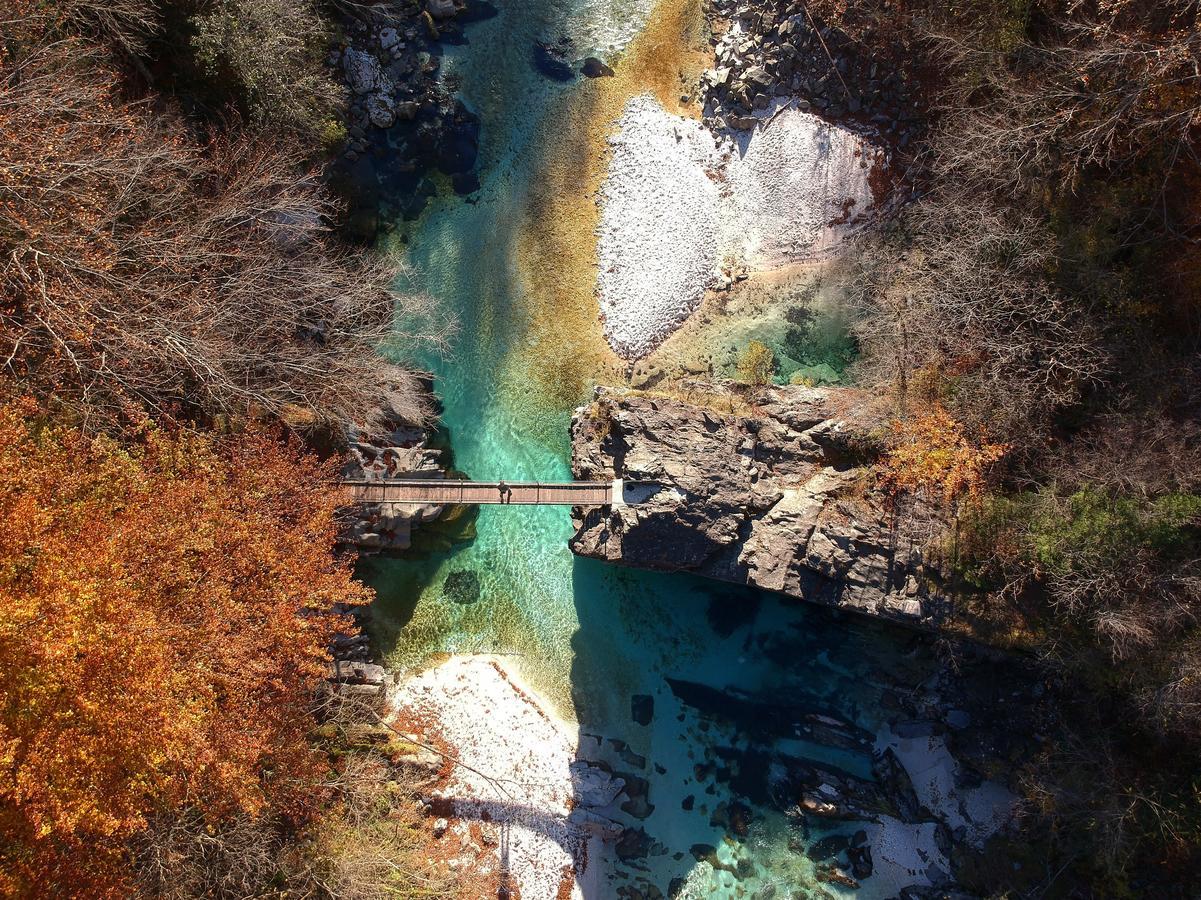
(596, 94, 882, 358)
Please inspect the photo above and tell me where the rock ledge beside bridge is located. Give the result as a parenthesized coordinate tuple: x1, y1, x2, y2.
(570, 382, 950, 627)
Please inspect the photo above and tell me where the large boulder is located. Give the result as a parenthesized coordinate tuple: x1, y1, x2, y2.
(569, 383, 949, 625)
(344, 48, 390, 96)
(427, 0, 458, 18)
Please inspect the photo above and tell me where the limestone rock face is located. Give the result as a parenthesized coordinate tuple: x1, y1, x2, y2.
(570, 383, 948, 625)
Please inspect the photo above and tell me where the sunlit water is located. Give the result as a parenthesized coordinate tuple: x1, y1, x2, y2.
(361, 1, 944, 895)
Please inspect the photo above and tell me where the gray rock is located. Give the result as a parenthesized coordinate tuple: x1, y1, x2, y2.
(582, 56, 616, 78)
(393, 742, 442, 779)
(946, 708, 972, 729)
(571, 761, 626, 808)
(631, 694, 654, 726)
(744, 65, 773, 88)
(341, 397, 446, 553)
(847, 843, 873, 880)
(379, 27, 400, 50)
(344, 48, 389, 96)
(569, 384, 948, 626)
(893, 720, 940, 739)
(568, 807, 625, 839)
(366, 92, 396, 128)
(330, 660, 387, 686)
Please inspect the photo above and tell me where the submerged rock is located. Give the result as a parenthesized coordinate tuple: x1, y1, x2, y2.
(631, 693, 654, 726)
(581, 56, 615, 78)
(442, 570, 482, 604)
(533, 40, 575, 81)
(616, 827, 654, 861)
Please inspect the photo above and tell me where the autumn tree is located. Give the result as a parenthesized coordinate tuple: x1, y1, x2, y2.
(0, 394, 371, 897)
(735, 340, 776, 386)
(880, 405, 1008, 507)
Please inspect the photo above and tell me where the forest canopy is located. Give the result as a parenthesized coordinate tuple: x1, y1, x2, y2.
(0, 3, 446, 896)
(0, 398, 367, 896)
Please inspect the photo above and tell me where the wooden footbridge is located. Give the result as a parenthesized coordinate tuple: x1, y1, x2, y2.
(341, 478, 623, 507)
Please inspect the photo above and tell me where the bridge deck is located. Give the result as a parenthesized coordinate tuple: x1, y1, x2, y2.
(342, 478, 617, 506)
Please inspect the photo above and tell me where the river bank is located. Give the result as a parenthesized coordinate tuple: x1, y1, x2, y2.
(389, 627, 1048, 899)
(390, 655, 604, 898)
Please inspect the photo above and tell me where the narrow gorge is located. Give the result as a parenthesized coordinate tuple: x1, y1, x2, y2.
(349, 0, 1060, 896)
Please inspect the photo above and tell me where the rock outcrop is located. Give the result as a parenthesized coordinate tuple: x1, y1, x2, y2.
(329, 3, 493, 239)
(341, 389, 448, 553)
(570, 383, 949, 625)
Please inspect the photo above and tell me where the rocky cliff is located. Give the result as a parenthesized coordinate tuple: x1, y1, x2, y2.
(570, 383, 949, 625)
(341, 390, 447, 553)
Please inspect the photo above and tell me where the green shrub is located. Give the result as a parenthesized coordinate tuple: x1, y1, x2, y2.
(1028, 488, 1201, 579)
(191, 0, 343, 138)
(319, 117, 348, 151)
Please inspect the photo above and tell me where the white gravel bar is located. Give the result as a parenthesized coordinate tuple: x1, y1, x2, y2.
(391, 656, 601, 899)
(596, 95, 882, 358)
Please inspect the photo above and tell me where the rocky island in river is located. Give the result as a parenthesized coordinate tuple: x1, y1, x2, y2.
(570, 383, 947, 625)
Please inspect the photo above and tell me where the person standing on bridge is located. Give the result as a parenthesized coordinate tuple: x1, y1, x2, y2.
(497, 479, 512, 504)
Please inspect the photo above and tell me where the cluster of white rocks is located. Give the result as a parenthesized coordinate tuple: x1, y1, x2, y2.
(595, 94, 881, 358)
(392, 657, 617, 899)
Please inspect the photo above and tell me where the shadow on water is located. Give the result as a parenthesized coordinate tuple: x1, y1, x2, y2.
(565, 554, 944, 898)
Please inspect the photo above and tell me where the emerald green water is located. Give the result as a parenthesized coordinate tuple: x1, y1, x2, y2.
(360, 2, 945, 895)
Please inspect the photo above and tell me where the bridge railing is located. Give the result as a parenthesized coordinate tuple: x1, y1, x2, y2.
(340, 478, 618, 506)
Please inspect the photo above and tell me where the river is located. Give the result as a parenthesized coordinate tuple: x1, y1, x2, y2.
(356, 0, 954, 895)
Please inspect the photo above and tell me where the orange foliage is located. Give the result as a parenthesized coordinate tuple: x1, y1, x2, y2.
(0, 397, 369, 897)
(881, 405, 1009, 506)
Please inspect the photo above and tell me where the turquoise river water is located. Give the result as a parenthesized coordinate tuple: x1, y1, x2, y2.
(357, 0, 949, 895)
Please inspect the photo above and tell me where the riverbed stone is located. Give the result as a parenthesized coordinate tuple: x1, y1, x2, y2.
(344, 48, 388, 95)
(631, 694, 654, 725)
(582, 56, 615, 77)
(366, 92, 396, 128)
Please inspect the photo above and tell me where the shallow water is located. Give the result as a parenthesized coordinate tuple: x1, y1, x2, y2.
(362, 0, 942, 895)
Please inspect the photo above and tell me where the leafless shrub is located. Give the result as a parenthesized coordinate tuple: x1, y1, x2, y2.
(1019, 676, 1201, 879)
(315, 754, 451, 900)
(15, 0, 162, 53)
(0, 41, 449, 433)
(133, 724, 453, 900)
(134, 810, 282, 900)
(843, 194, 1107, 441)
(1047, 415, 1201, 497)
(1021, 728, 1154, 875)
(1144, 627, 1201, 739)
(927, 17, 1201, 198)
